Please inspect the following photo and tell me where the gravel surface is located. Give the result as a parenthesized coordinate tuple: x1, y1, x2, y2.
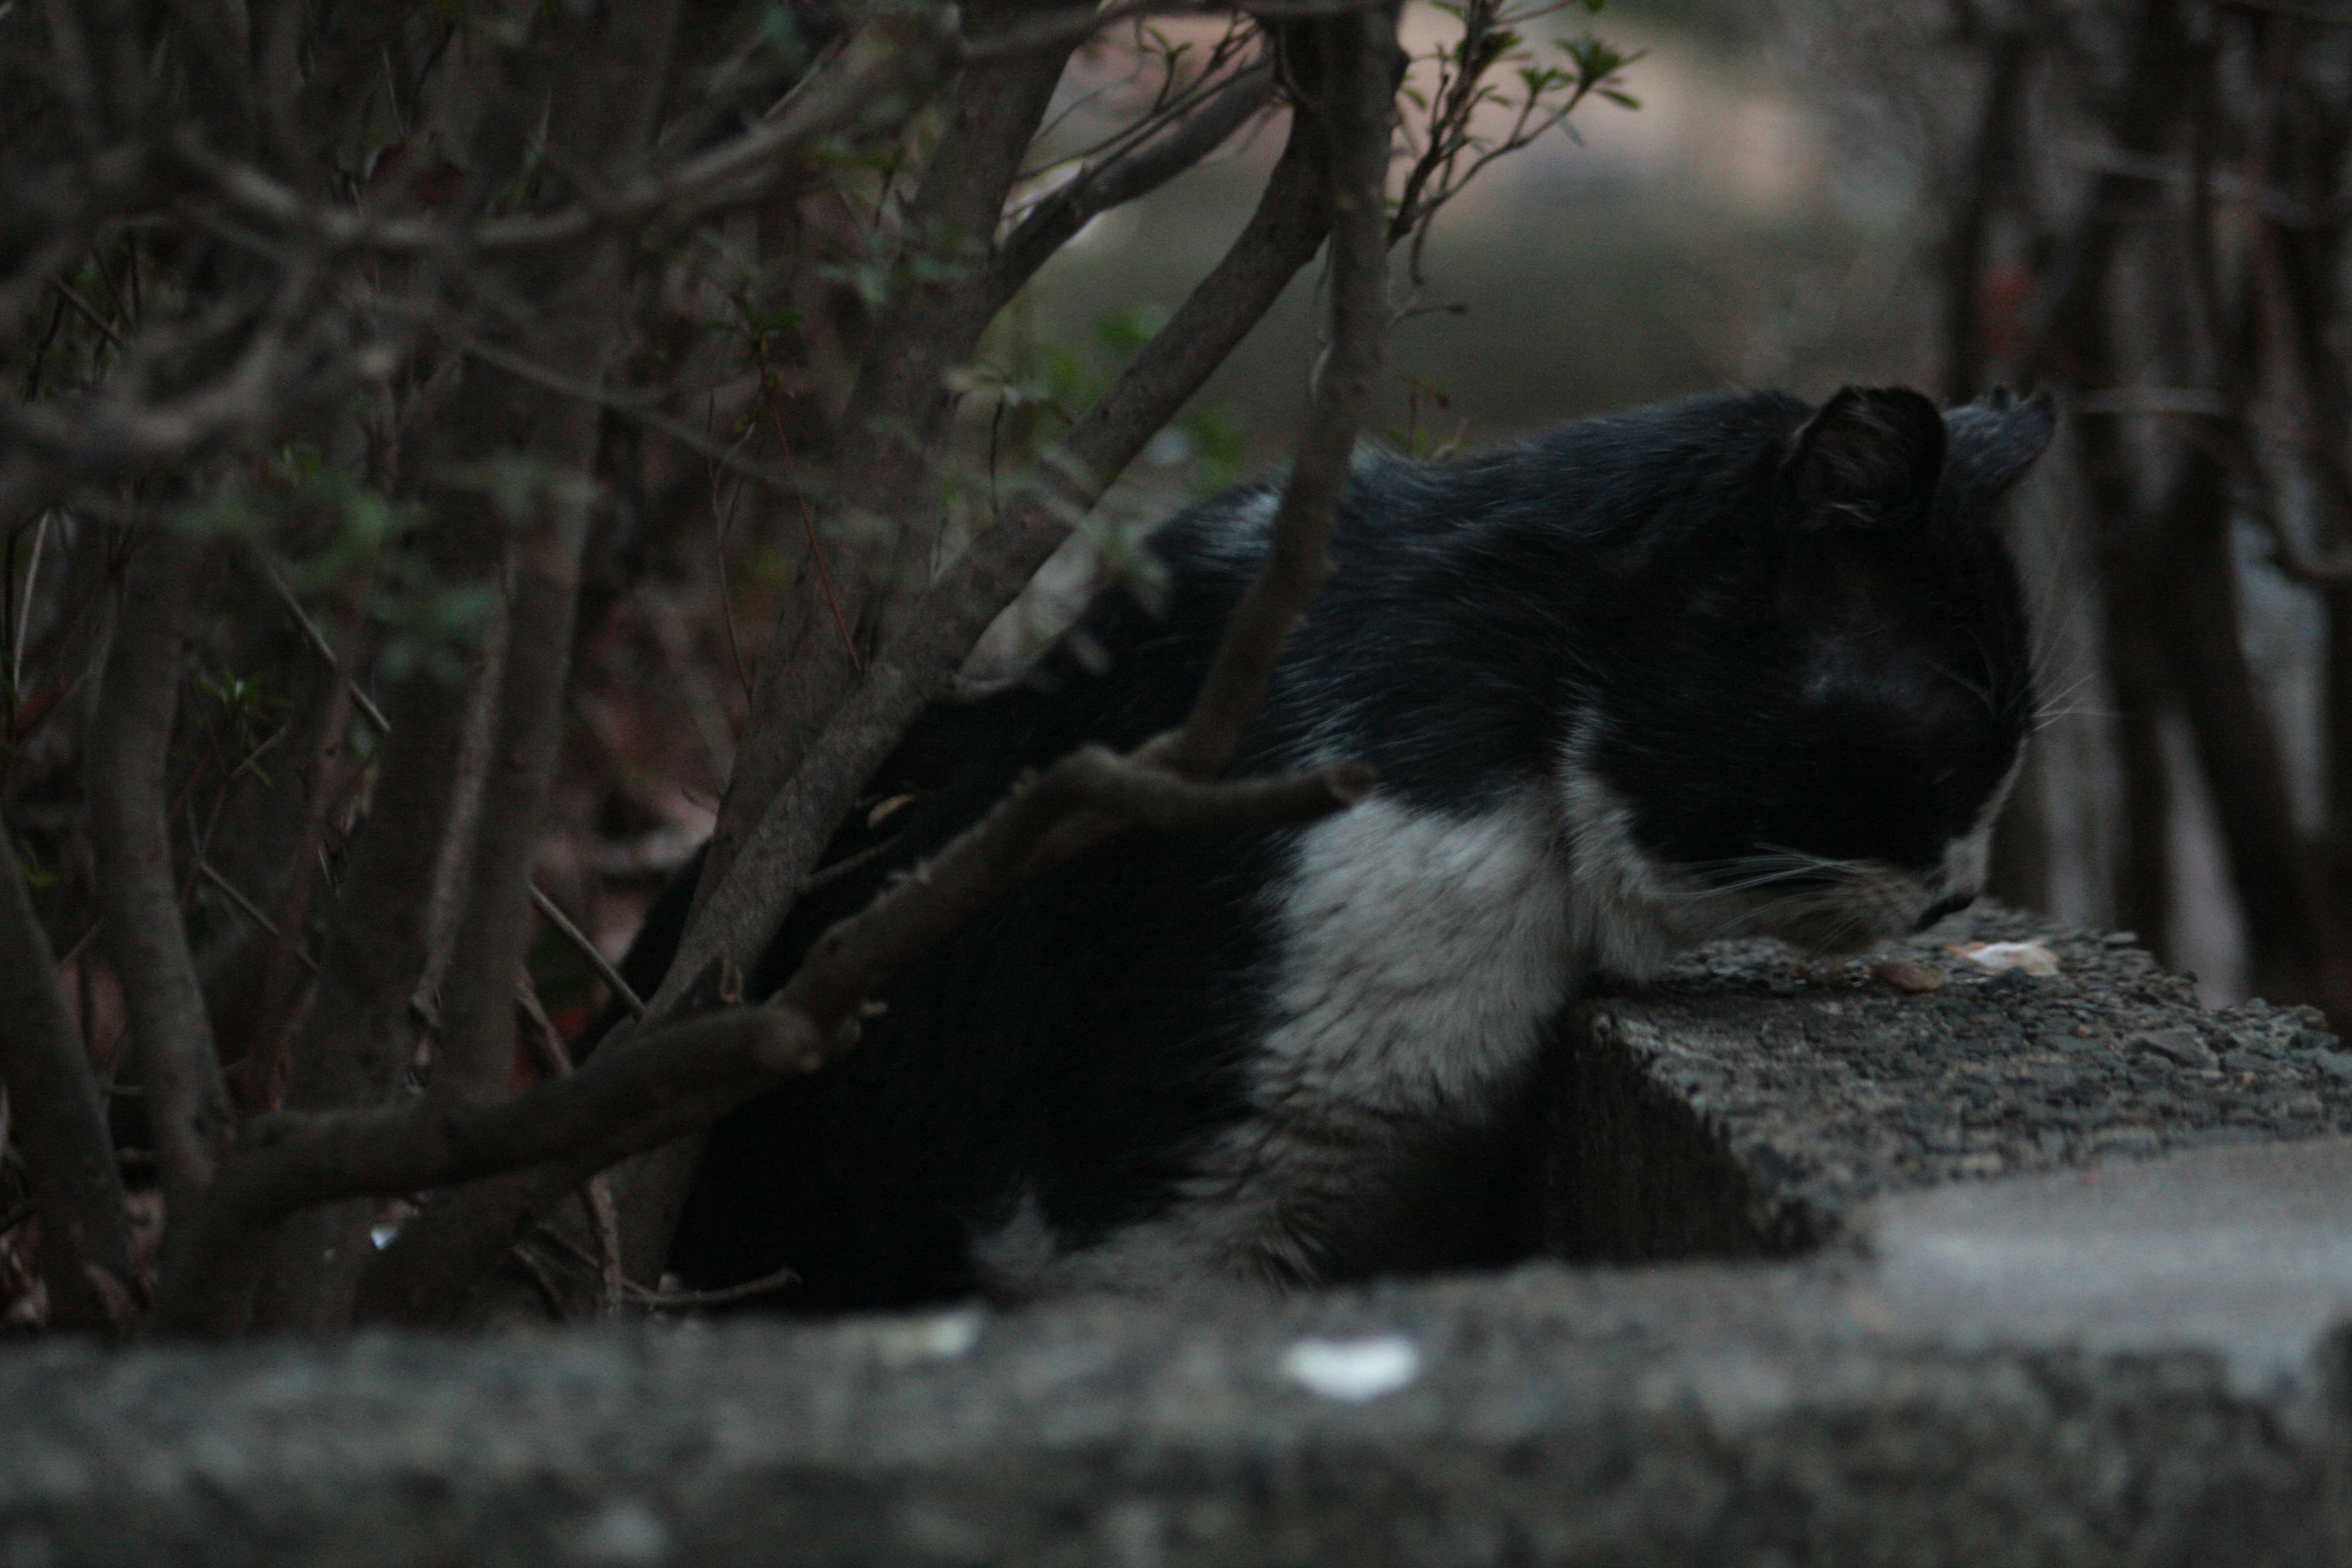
(1546, 907, 2352, 1259)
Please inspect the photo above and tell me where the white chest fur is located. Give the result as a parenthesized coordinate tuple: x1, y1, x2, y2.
(1250, 793, 1578, 1124)
(974, 792, 1580, 1297)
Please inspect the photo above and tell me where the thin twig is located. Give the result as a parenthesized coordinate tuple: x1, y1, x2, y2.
(257, 556, 391, 733)
(265, 549, 633, 1013)
(47, 277, 124, 350)
(88, 532, 232, 1224)
(530, 887, 645, 1019)
(624, 1262, 800, 1311)
(12, 510, 48, 695)
(198, 862, 320, 974)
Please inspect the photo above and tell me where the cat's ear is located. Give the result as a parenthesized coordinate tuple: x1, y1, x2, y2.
(1939, 386, 2057, 519)
(1780, 386, 1946, 531)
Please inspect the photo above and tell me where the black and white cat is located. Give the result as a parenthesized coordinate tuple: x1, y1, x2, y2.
(624, 383, 2055, 1308)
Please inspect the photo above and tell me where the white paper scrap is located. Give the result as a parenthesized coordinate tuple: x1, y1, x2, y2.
(873, 1307, 982, 1366)
(1280, 1335, 1421, 1403)
(1949, 940, 2060, 977)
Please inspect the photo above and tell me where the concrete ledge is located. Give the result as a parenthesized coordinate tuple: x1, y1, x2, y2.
(1548, 908, 2352, 1259)
(8, 916, 2352, 1567)
(1, 1242, 2346, 1566)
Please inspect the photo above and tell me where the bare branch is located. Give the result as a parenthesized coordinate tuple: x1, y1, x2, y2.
(0, 805, 137, 1333)
(166, 10, 957, 258)
(1156, 1, 1397, 778)
(986, 58, 1278, 313)
(781, 750, 1373, 1028)
(688, 9, 1091, 938)
(657, 36, 1348, 1015)
(88, 530, 232, 1231)
(245, 522, 503, 1332)
(431, 434, 601, 1105)
(959, 0, 1390, 62)
(149, 1007, 811, 1336)
(168, 734, 1366, 1337)
(536, 886, 647, 1019)
(350, 749, 1371, 1328)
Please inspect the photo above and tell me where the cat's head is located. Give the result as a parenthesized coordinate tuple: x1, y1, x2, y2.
(1563, 385, 2054, 974)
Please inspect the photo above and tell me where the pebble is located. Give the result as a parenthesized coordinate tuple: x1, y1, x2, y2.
(1872, 957, 1949, 993)
(2128, 1027, 2218, 1072)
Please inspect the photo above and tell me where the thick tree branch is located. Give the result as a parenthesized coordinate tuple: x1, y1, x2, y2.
(174, 734, 1368, 1336)
(692, 6, 1086, 937)
(150, 1008, 810, 1335)
(429, 483, 597, 1103)
(0, 806, 137, 1333)
(658, 39, 1348, 1018)
(783, 750, 1373, 1028)
(244, 524, 504, 1331)
(568, 6, 1389, 1310)
(1156, 4, 1396, 778)
(88, 530, 231, 1231)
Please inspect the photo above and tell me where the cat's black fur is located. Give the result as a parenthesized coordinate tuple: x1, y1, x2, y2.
(612, 384, 2054, 1309)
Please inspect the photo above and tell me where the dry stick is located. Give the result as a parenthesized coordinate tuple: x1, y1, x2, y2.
(0, 805, 138, 1333)
(781, 750, 1374, 1029)
(1156, 5, 1394, 780)
(622, 1262, 799, 1311)
(88, 532, 233, 1236)
(12, 510, 50, 693)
